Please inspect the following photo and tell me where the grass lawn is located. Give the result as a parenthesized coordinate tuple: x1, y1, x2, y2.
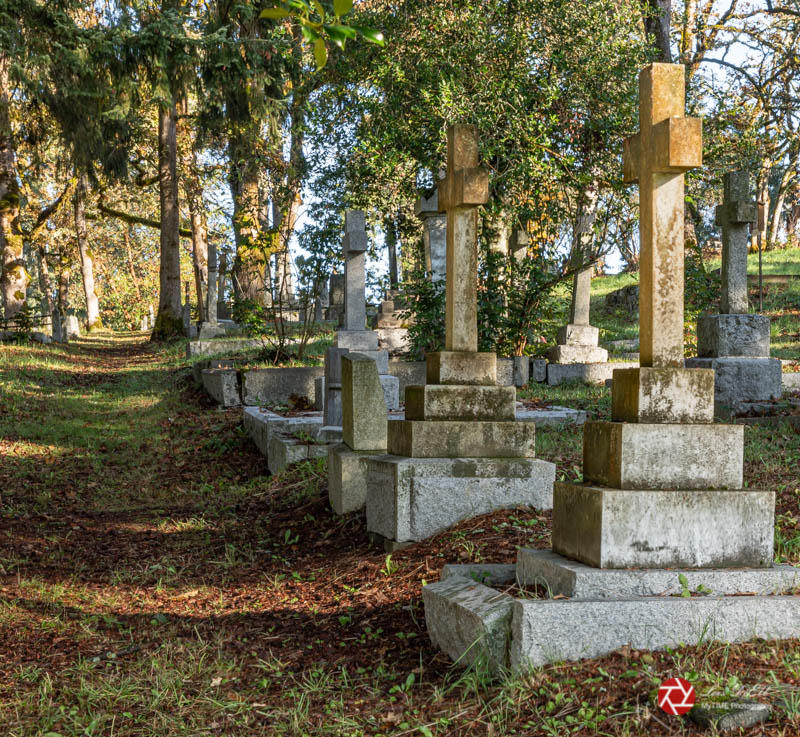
(2, 334, 800, 735)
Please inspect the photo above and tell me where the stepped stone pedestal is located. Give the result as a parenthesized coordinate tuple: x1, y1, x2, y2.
(363, 125, 554, 549)
(423, 64, 799, 673)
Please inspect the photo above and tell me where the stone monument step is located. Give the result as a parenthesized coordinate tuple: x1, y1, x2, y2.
(583, 421, 743, 490)
(516, 549, 800, 598)
(552, 482, 775, 569)
(366, 455, 555, 544)
(547, 345, 608, 365)
(685, 356, 783, 406)
(404, 384, 516, 422)
(556, 324, 600, 347)
(422, 571, 800, 673)
(387, 419, 536, 458)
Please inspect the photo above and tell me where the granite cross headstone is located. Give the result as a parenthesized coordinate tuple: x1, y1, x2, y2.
(437, 124, 489, 353)
(716, 170, 756, 314)
(623, 63, 702, 367)
(343, 210, 368, 332)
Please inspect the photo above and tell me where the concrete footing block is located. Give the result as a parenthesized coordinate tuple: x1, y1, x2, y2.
(423, 554, 800, 674)
(552, 482, 775, 569)
(387, 420, 536, 458)
(366, 455, 555, 544)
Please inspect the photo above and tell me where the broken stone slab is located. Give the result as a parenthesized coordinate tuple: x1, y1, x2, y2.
(697, 313, 771, 357)
(515, 406, 587, 427)
(441, 563, 518, 586)
(547, 344, 609, 364)
(611, 366, 715, 423)
(201, 369, 241, 407)
(511, 593, 800, 670)
(387, 420, 536, 458)
(366, 455, 555, 544)
(423, 575, 515, 672)
(690, 699, 771, 731)
(685, 356, 783, 406)
(552, 482, 775, 569)
(404, 385, 516, 422)
(516, 549, 800, 599)
(242, 407, 323, 456)
(546, 361, 638, 387)
(427, 351, 497, 386)
(582, 421, 743, 490)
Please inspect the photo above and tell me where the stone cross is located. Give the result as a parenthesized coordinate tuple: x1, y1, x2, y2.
(437, 124, 489, 352)
(623, 63, 702, 367)
(568, 211, 596, 326)
(716, 170, 756, 314)
(415, 191, 447, 284)
(343, 210, 368, 331)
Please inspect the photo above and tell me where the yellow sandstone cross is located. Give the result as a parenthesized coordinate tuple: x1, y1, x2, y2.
(623, 64, 702, 367)
(438, 124, 489, 353)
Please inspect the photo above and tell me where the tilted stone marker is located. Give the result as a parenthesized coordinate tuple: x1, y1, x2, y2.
(685, 170, 781, 409)
(364, 124, 555, 549)
(423, 65, 796, 673)
(415, 191, 447, 284)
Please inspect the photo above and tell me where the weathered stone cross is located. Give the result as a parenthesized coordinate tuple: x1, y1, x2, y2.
(343, 210, 368, 332)
(437, 124, 489, 352)
(623, 64, 702, 367)
(716, 170, 756, 314)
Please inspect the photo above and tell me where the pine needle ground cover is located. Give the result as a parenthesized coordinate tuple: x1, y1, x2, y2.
(0, 332, 799, 737)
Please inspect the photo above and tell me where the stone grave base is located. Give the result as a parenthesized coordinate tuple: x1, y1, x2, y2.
(685, 356, 782, 410)
(201, 368, 241, 407)
(547, 345, 609, 364)
(546, 361, 638, 386)
(515, 406, 586, 427)
(422, 550, 800, 674)
(365, 455, 555, 548)
(242, 407, 341, 474)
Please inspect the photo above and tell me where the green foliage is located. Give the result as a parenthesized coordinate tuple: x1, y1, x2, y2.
(400, 263, 444, 359)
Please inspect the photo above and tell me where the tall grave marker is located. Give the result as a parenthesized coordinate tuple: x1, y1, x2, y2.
(686, 170, 781, 409)
(365, 125, 554, 549)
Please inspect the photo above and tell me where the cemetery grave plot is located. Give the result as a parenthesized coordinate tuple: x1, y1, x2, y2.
(2, 334, 800, 735)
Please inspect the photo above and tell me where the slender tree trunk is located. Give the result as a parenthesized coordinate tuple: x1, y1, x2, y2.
(179, 95, 208, 322)
(123, 225, 141, 301)
(36, 243, 54, 316)
(768, 162, 797, 249)
(757, 168, 771, 247)
(0, 53, 26, 319)
(385, 217, 399, 289)
(153, 98, 182, 338)
(57, 254, 71, 318)
(74, 174, 102, 330)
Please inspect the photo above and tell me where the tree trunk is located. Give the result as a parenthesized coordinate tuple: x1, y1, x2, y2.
(179, 95, 208, 322)
(57, 255, 71, 319)
(768, 160, 797, 249)
(153, 98, 182, 338)
(0, 53, 26, 319)
(36, 243, 54, 317)
(74, 173, 102, 331)
(385, 217, 399, 289)
(124, 225, 141, 302)
(641, 0, 672, 62)
(756, 167, 771, 247)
